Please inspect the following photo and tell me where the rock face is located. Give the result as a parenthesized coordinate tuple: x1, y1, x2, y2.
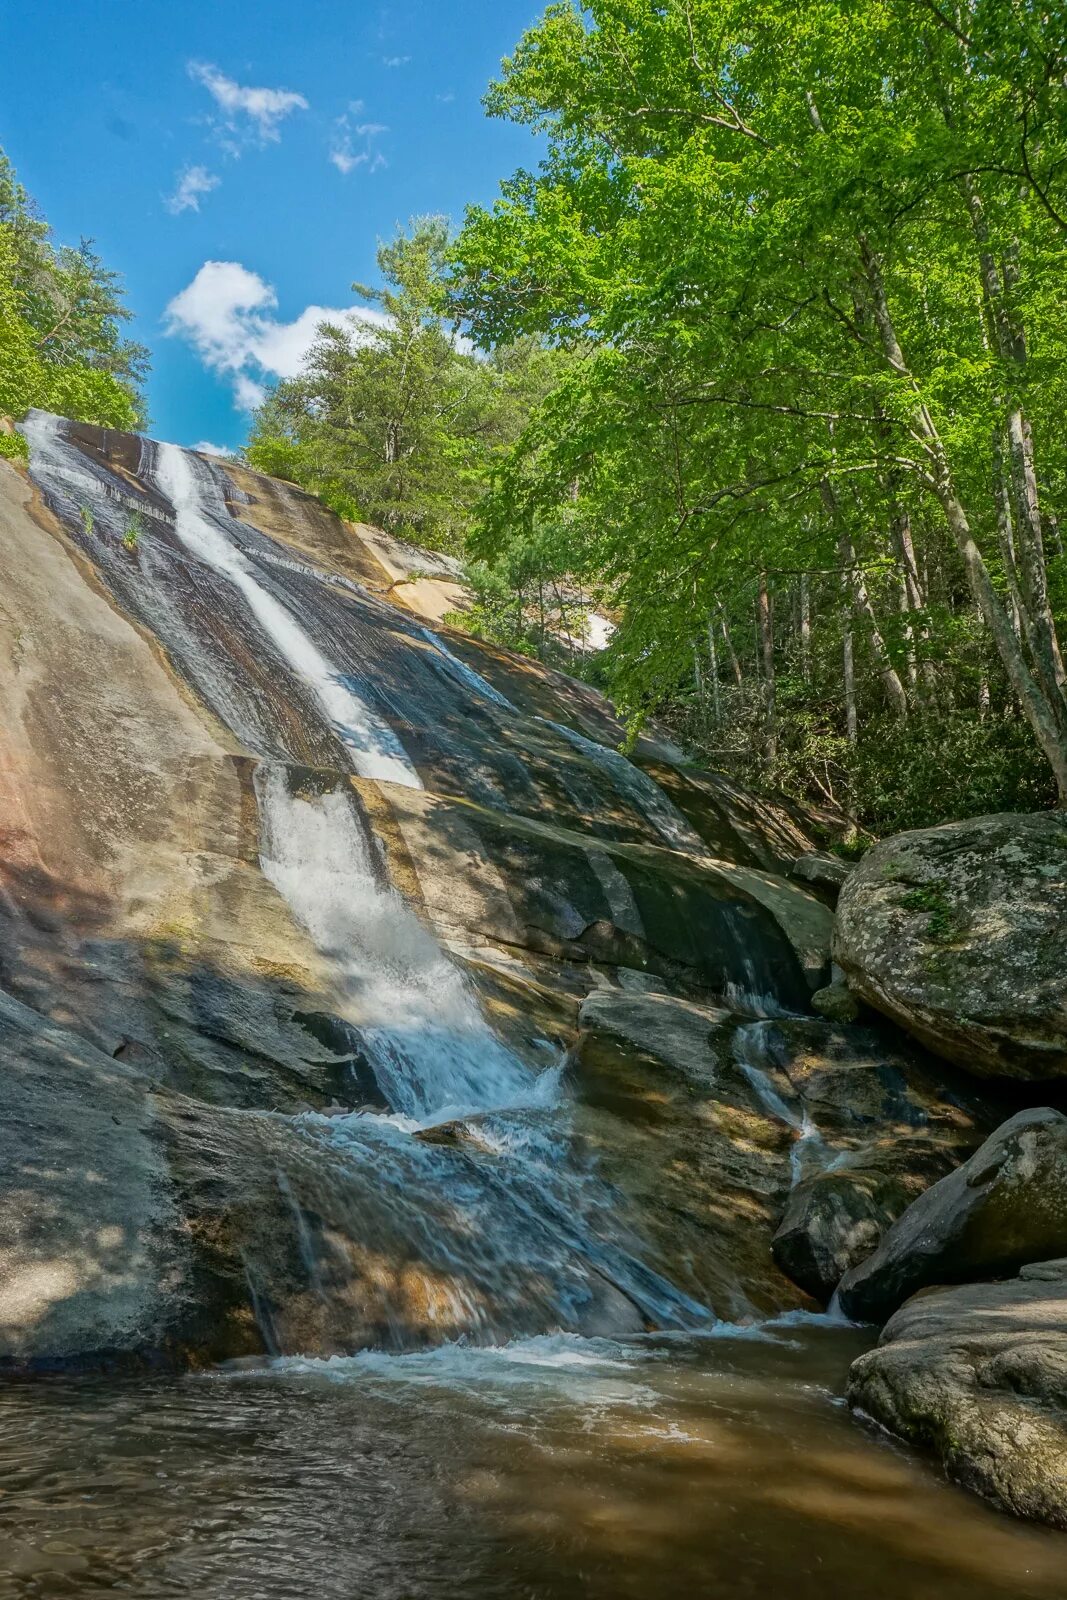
(0, 413, 840, 1368)
(848, 1261, 1067, 1529)
(837, 1108, 1067, 1324)
(834, 813, 1067, 1080)
(757, 1020, 992, 1302)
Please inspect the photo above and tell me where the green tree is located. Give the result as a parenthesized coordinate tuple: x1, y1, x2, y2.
(246, 216, 564, 550)
(452, 0, 1067, 816)
(0, 149, 147, 433)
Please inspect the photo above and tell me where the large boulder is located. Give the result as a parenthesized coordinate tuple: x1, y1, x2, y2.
(834, 812, 1067, 1080)
(847, 1261, 1067, 1529)
(837, 1107, 1067, 1324)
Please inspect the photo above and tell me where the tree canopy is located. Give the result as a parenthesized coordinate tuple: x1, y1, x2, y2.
(0, 149, 147, 444)
(445, 0, 1067, 827)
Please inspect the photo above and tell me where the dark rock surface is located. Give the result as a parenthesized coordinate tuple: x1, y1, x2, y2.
(837, 1107, 1067, 1324)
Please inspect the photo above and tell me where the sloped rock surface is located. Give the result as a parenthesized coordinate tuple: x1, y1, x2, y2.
(835, 813, 1067, 1080)
(848, 1262, 1067, 1529)
(837, 1108, 1067, 1324)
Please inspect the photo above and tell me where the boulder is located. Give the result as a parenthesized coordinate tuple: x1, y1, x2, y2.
(834, 812, 1067, 1080)
(761, 1020, 992, 1301)
(837, 1107, 1067, 1324)
(847, 1261, 1067, 1529)
(810, 979, 860, 1023)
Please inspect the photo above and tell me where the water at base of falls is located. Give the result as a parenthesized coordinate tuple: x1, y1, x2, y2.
(2, 1321, 1064, 1600)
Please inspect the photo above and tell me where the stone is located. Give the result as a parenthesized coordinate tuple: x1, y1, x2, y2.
(834, 812, 1067, 1079)
(790, 850, 852, 904)
(0, 990, 190, 1370)
(810, 979, 860, 1023)
(760, 1019, 991, 1302)
(847, 1262, 1067, 1529)
(837, 1107, 1067, 1324)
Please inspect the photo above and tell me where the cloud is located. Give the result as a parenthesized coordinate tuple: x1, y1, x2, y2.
(164, 260, 389, 412)
(188, 61, 308, 146)
(165, 164, 221, 215)
(194, 440, 235, 457)
(382, 55, 410, 67)
(329, 112, 388, 177)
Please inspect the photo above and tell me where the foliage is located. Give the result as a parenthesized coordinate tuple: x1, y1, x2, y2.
(245, 217, 565, 552)
(448, 0, 1067, 828)
(0, 149, 147, 431)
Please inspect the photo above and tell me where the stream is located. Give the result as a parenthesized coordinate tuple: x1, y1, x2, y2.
(2, 1323, 1064, 1599)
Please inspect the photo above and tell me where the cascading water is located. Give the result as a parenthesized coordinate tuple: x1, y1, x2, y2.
(147, 434, 707, 1340)
(253, 766, 552, 1122)
(733, 1021, 829, 1186)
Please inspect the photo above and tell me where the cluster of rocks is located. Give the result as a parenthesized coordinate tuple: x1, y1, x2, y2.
(789, 812, 1067, 1530)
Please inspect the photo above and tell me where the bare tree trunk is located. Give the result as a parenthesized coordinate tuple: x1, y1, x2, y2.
(757, 570, 777, 765)
(958, 175, 1067, 722)
(706, 616, 721, 724)
(843, 627, 858, 745)
(823, 480, 908, 717)
(859, 239, 1067, 800)
(718, 605, 743, 687)
(798, 572, 811, 683)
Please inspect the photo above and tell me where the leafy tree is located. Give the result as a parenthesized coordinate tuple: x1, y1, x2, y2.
(0, 149, 147, 433)
(451, 0, 1067, 822)
(246, 216, 564, 550)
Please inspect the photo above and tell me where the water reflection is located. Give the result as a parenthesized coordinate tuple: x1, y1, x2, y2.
(0, 1326, 1063, 1599)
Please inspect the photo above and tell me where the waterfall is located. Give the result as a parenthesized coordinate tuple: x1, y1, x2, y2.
(733, 1022, 829, 1186)
(154, 442, 421, 789)
(150, 440, 554, 1125)
(255, 766, 555, 1122)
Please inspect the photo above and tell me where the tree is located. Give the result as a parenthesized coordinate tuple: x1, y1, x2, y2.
(450, 0, 1067, 817)
(246, 216, 564, 550)
(0, 148, 147, 435)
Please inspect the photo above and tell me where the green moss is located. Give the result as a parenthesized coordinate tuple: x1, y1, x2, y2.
(895, 878, 965, 943)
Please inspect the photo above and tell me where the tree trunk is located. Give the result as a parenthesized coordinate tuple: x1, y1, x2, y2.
(798, 573, 811, 683)
(718, 605, 743, 687)
(706, 616, 721, 724)
(860, 237, 1067, 801)
(843, 627, 858, 746)
(757, 571, 777, 765)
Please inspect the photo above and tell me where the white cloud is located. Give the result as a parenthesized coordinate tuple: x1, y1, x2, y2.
(164, 259, 389, 412)
(330, 112, 388, 177)
(189, 61, 308, 146)
(165, 164, 221, 215)
(382, 55, 410, 67)
(194, 440, 234, 457)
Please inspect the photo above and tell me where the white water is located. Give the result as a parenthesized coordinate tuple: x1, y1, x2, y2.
(152, 439, 553, 1125)
(255, 767, 555, 1121)
(733, 1022, 829, 1186)
(155, 441, 422, 789)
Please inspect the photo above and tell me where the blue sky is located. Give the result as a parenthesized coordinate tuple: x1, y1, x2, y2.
(0, 0, 545, 450)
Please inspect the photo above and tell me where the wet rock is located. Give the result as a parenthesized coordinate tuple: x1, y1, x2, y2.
(758, 1019, 992, 1302)
(570, 992, 808, 1320)
(0, 990, 192, 1370)
(834, 812, 1067, 1080)
(837, 1108, 1067, 1325)
(810, 979, 860, 1023)
(847, 1262, 1067, 1529)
